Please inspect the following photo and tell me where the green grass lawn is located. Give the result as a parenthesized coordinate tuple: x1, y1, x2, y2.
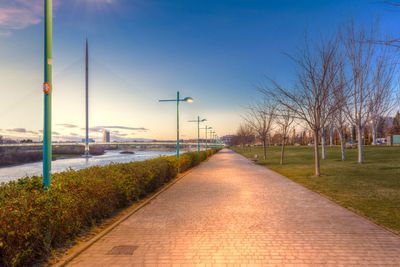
(233, 145, 400, 234)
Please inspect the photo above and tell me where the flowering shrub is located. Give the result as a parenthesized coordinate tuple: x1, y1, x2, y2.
(0, 149, 219, 266)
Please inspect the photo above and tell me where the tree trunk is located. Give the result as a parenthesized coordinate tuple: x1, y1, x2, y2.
(321, 128, 327, 160)
(280, 137, 285, 165)
(357, 125, 364, 163)
(338, 130, 346, 161)
(329, 127, 334, 147)
(313, 130, 321, 176)
(372, 123, 377, 145)
(263, 138, 267, 160)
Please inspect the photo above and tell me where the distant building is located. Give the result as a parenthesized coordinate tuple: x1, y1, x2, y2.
(103, 129, 110, 143)
(2, 138, 17, 144)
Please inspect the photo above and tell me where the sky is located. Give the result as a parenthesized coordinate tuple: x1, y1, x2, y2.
(0, 0, 399, 141)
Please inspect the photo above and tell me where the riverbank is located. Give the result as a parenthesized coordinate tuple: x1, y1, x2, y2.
(0, 145, 105, 167)
(0, 150, 178, 183)
(0, 149, 220, 266)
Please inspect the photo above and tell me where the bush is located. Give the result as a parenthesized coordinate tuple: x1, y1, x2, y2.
(0, 150, 219, 266)
(178, 149, 220, 172)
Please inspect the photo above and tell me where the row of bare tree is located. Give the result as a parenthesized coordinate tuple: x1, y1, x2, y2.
(239, 22, 399, 176)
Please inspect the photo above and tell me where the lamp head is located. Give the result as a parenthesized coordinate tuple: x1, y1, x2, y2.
(184, 97, 194, 103)
(201, 119, 207, 122)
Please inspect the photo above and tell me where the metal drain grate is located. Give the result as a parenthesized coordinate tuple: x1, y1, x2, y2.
(107, 245, 138, 255)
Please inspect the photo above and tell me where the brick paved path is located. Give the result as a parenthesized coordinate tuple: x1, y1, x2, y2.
(68, 149, 400, 266)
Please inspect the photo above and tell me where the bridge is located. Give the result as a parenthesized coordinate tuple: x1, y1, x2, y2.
(0, 141, 224, 149)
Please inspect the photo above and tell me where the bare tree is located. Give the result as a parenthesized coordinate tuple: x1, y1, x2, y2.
(243, 99, 276, 159)
(261, 37, 341, 176)
(342, 22, 376, 163)
(369, 52, 397, 145)
(236, 123, 255, 149)
(276, 106, 295, 164)
(321, 127, 328, 160)
(333, 61, 349, 160)
(325, 119, 335, 147)
(369, 2, 400, 48)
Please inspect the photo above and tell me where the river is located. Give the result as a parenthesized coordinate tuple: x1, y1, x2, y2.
(0, 150, 176, 183)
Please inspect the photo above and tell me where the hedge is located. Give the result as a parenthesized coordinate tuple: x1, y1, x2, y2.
(0, 149, 220, 266)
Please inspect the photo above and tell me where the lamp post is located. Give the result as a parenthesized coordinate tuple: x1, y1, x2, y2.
(213, 131, 215, 148)
(188, 116, 206, 153)
(43, 0, 53, 189)
(201, 126, 212, 151)
(159, 91, 193, 160)
(213, 131, 216, 148)
(213, 131, 217, 148)
(209, 129, 214, 148)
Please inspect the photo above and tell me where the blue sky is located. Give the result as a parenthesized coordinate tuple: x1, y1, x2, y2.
(0, 0, 398, 141)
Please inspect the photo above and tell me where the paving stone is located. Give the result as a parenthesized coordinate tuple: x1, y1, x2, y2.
(67, 149, 400, 266)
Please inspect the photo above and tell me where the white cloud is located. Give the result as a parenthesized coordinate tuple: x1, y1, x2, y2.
(0, 0, 42, 33)
(94, 125, 148, 131)
(57, 123, 79, 128)
(0, 0, 114, 36)
(0, 7, 41, 29)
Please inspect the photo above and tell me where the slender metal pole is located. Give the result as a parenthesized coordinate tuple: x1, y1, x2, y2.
(211, 131, 213, 148)
(43, 0, 52, 188)
(213, 132, 216, 145)
(205, 125, 208, 151)
(85, 39, 89, 156)
(176, 91, 180, 159)
(197, 116, 200, 153)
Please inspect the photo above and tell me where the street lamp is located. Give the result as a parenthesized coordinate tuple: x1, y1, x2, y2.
(188, 116, 206, 153)
(159, 91, 193, 160)
(209, 129, 214, 147)
(43, 0, 53, 189)
(211, 130, 216, 148)
(200, 126, 212, 151)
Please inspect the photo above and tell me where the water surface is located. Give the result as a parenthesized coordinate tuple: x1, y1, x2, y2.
(0, 150, 176, 183)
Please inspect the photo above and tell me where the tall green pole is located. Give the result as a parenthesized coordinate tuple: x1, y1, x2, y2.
(197, 116, 200, 153)
(43, 0, 53, 188)
(160, 92, 192, 164)
(176, 91, 180, 160)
